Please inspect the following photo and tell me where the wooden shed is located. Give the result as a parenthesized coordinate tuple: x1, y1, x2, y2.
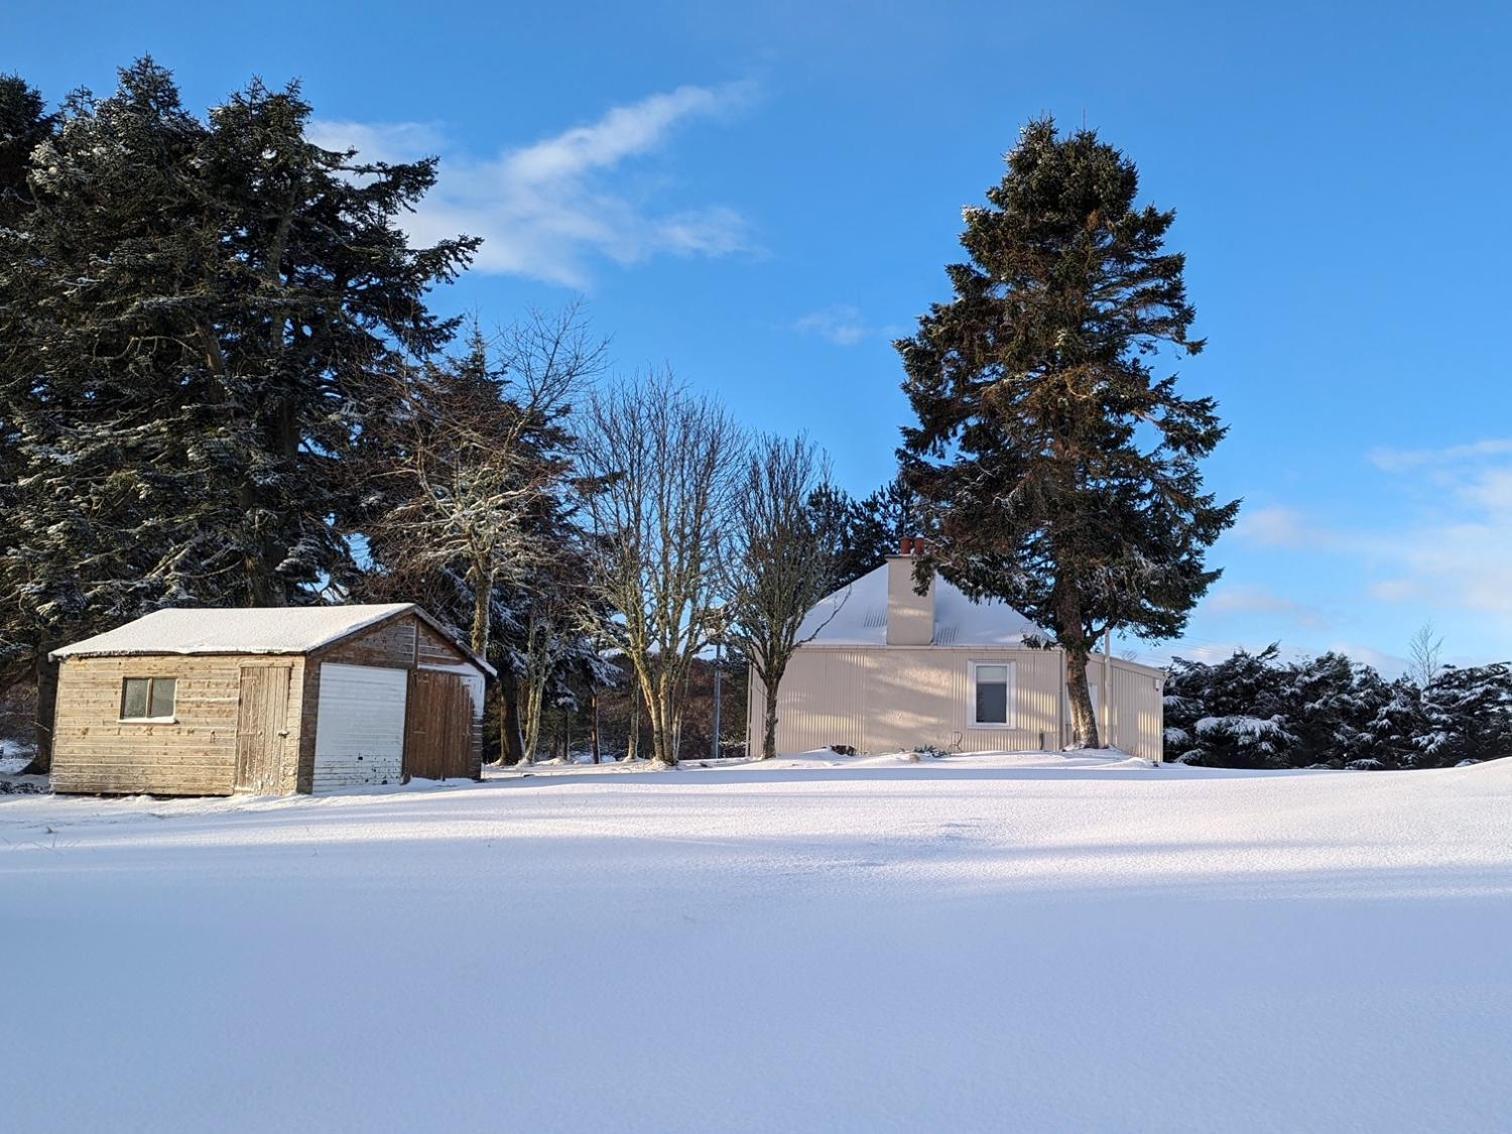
(48, 604, 493, 796)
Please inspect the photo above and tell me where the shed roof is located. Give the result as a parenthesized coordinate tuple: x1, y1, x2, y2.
(799, 563, 1045, 647)
(51, 603, 495, 676)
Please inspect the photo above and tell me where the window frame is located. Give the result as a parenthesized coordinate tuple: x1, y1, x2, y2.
(968, 660, 1016, 730)
(119, 676, 178, 724)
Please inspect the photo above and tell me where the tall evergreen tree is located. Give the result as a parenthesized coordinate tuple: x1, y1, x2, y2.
(808, 472, 921, 588)
(0, 74, 57, 694)
(0, 59, 476, 767)
(897, 118, 1237, 747)
(0, 74, 55, 227)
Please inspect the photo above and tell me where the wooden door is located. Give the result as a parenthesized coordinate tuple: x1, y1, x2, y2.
(404, 670, 475, 781)
(235, 666, 292, 793)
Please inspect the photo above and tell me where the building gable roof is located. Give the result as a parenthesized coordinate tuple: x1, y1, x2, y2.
(50, 603, 495, 676)
(798, 563, 1045, 648)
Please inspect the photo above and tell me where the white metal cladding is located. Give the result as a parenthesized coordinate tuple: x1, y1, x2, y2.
(1106, 659, 1165, 761)
(753, 647, 1163, 759)
(313, 663, 408, 791)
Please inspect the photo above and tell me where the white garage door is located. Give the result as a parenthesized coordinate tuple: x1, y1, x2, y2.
(313, 663, 408, 792)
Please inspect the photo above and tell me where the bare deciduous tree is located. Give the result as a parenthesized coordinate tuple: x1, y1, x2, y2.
(579, 373, 741, 767)
(1408, 622, 1444, 687)
(368, 306, 604, 762)
(517, 566, 607, 764)
(721, 434, 839, 759)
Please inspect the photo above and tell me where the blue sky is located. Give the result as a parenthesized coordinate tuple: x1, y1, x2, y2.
(9, 0, 1512, 672)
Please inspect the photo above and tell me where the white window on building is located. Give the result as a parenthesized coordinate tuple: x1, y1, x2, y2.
(969, 662, 1015, 728)
(121, 676, 176, 722)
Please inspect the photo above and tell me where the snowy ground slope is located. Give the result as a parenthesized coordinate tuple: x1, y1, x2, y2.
(3, 753, 1510, 1133)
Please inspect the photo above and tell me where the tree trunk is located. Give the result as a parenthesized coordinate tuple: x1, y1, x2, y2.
(646, 669, 677, 767)
(24, 653, 58, 776)
(626, 690, 641, 762)
(495, 668, 526, 766)
(763, 699, 779, 760)
(521, 677, 545, 765)
(590, 688, 601, 764)
(469, 571, 492, 660)
(759, 660, 787, 760)
(1064, 645, 1100, 749)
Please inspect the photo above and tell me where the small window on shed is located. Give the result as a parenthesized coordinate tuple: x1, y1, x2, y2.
(121, 677, 176, 721)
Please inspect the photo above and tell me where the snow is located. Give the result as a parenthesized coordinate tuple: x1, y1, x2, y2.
(800, 561, 1043, 646)
(4, 753, 1510, 1132)
(0, 737, 34, 775)
(49, 603, 494, 674)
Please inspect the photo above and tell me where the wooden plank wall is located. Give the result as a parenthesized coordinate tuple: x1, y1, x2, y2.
(404, 670, 477, 780)
(51, 655, 305, 796)
(414, 622, 485, 775)
(416, 621, 470, 667)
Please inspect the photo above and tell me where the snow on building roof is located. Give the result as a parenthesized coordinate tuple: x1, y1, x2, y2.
(798, 562, 1045, 647)
(51, 603, 494, 675)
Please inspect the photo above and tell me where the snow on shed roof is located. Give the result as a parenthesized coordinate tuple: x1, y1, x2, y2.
(51, 603, 495, 675)
(798, 562, 1044, 647)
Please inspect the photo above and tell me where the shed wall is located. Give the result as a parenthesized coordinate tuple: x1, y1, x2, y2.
(51, 654, 306, 796)
(296, 612, 485, 788)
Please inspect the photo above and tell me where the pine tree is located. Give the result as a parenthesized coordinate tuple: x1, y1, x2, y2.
(897, 118, 1237, 747)
(1283, 651, 1390, 766)
(1413, 663, 1512, 768)
(0, 74, 55, 227)
(808, 472, 921, 587)
(0, 74, 56, 691)
(0, 59, 476, 767)
(1163, 645, 1294, 766)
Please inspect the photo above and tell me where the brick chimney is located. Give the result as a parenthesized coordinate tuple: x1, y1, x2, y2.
(886, 539, 934, 646)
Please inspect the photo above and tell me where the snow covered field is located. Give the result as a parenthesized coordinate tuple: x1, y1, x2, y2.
(3, 751, 1509, 1133)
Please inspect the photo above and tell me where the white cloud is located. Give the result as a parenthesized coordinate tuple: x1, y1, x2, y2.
(1363, 441, 1512, 614)
(1367, 579, 1420, 603)
(1252, 441, 1512, 621)
(793, 304, 872, 346)
(1205, 585, 1327, 628)
(1232, 505, 1314, 548)
(308, 81, 758, 287)
(1368, 438, 1512, 473)
(306, 120, 448, 166)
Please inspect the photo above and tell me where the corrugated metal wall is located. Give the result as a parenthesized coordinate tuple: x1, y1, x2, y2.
(752, 648, 1164, 760)
(1103, 658, 1165, 761)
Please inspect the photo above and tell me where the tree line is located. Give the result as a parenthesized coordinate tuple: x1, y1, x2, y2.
(0, 60, 861, 771)
(1163, 634, 1512, 770)
(4, 60, 1239, 771)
